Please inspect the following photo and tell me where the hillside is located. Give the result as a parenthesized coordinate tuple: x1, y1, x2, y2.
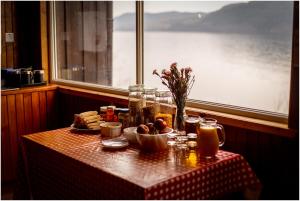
(113, 1, 293, 36)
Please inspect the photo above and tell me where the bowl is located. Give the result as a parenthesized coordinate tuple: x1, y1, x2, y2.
(136, 127, 173, 152)
(123, 127, 138, 144)
(100, 122, 122, 138)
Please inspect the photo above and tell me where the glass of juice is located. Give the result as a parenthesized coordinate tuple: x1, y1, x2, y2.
(197, 118, 225, 159)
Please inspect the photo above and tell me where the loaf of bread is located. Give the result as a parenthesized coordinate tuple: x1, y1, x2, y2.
(73, 111, 102, 130)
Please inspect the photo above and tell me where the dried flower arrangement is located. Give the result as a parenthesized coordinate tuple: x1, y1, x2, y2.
(153, 62, 195, 131)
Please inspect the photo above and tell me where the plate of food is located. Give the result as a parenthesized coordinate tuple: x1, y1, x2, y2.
(71, 111, 104, 132)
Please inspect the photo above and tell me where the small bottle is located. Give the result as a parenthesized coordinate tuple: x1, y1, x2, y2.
(100, 106, 107, 121)
(118, 108, 130, 130)
(106, 106, 115, 122)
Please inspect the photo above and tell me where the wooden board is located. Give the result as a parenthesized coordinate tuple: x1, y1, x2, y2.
(23, 93, 33, 134)
(39, 91, 47, 130)
(31, 92, 41, 132)
(7, 95, 18, 179)
(1, 96, 13, 182)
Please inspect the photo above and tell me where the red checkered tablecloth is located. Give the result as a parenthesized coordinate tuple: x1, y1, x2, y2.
(21, 127, 261, 199)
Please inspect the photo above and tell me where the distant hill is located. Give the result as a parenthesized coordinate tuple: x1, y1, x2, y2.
(114, 1, 293, 36)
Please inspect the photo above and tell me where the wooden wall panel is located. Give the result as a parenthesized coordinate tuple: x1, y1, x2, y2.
(1, 3, 7, 67)
(31, 92, 41, 133)
(7, 95, 18, 179)
(15, 94, 25, 136)
(39, 92, 47, 130)
(46, 90, 58, 130)
(1, 86, 59, 182)
(1, 1, 17, 67)
(23, 93, 33, 134)
(1, 96, 13, 182)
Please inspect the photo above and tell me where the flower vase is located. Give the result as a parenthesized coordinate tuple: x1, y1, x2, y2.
(174, 105, 186, 134)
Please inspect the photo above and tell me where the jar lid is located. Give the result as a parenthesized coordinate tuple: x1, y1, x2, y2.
(118, 108, 129, 113)
(100, 106, 107, 111)
(155, 90, 172, 97)
(107, 106, 116, 110)
(128, 84, 144, 92)
(143, 87, 157, 94)
(187, 133, 197, 139)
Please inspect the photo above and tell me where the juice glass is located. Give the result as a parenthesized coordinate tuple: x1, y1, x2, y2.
(197, 118, 225, 159)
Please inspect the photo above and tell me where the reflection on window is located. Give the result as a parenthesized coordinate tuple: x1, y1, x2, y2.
(142, 1, 293, 114)
(54, 1, 136, 89)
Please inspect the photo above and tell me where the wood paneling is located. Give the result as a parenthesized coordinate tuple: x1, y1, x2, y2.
(1, 86, 59, 182)
(1, 96, 13, 182)
(32, 92, 41, 133)
(1, 1, 17, 67)
(39, 91, 47, 130)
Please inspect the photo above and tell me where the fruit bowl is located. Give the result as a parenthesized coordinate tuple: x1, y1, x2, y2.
(136, 127, 173, 152)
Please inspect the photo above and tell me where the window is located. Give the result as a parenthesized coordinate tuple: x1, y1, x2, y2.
(143, 1, 293, 116)
(51, 1, 136, 89)
(51, 1, 294, 120)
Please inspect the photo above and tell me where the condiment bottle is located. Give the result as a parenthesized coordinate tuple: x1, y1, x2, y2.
(106, 106, 115, 122)
(118, 108, 130, 130)
(100, 106, 107, 121)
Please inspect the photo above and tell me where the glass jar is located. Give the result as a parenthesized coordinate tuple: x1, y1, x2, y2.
(118, 108, 130, 130)
(128, 84, 144, 126)
(106, 106, 115, 122)
(142, 87, 157, 124)
(100, 106, 107, 120)
(155, 90, 173, 128)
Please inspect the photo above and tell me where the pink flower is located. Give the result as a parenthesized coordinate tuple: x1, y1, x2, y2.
(164, 70, 171, 76)
(185, 67, 192, 73)
(170, 62, 177, 70)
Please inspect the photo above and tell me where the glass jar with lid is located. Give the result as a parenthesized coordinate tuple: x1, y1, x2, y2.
(142, 87, 157, 124)
(155, 90, 174, 128)
(128, 84, 144, 126)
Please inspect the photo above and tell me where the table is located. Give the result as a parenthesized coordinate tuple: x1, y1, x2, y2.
(21, 128, 261, 199)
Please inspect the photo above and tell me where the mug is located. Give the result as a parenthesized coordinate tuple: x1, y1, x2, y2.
(33, 70, 44, 83)
(196, 118, 225, 159)
(21, 70, 33, 85)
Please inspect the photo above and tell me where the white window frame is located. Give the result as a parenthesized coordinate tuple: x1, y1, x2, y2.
(49, 1, 289, 123)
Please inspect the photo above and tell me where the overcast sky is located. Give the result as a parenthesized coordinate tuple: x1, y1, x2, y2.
(113, 1, 247, 17)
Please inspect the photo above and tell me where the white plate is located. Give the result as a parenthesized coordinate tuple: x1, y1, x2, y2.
(70, 123, 101, 131)
(102, 137, 129, 149)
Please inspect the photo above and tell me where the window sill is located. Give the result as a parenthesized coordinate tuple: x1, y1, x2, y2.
(56, 84, 297, 139)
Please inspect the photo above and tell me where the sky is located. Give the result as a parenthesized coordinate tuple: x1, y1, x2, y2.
(113, 1, 247, 17)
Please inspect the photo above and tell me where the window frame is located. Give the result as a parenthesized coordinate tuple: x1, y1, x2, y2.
(49, 1, 296, 124)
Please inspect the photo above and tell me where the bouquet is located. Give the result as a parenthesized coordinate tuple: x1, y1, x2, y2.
(153, 62, 195, 131)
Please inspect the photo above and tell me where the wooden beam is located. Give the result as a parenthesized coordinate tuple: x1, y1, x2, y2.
(288, 2, 299, 130)
(40, 1, 49, 82)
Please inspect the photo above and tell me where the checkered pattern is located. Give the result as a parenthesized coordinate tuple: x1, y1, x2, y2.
(22, 128, 261, 199)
